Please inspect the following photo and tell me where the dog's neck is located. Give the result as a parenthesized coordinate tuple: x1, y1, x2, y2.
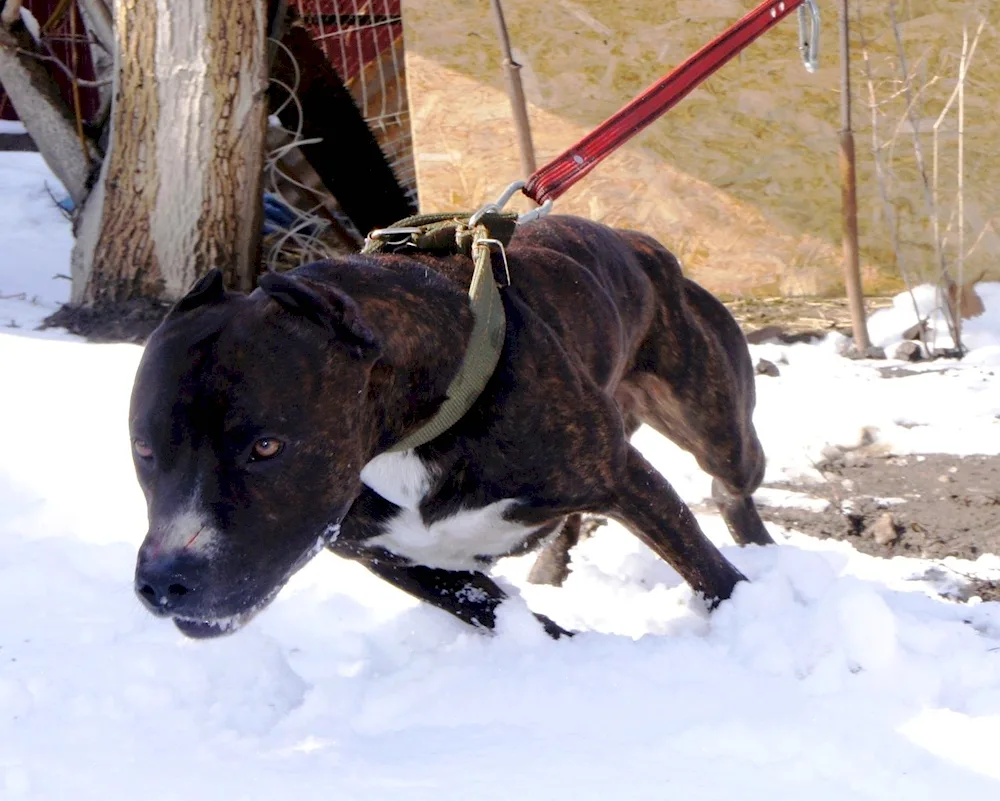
(318, 254, 479, 456)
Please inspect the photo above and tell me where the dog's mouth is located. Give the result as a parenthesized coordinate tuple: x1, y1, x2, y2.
(167, 529, 337, 640)
(171, 583, 283, 639)
(173, 616, 245, 639)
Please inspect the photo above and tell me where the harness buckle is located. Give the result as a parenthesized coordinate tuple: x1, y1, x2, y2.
(797, 0, 820, 73)
(363, 226, 424, 249)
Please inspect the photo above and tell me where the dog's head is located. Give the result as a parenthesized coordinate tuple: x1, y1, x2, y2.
(129, 268, 381, 638)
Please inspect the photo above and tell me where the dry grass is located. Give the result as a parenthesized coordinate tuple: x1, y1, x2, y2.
(724, 295, 896, 336)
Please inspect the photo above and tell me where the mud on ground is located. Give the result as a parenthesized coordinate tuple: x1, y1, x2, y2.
(42, 298, 172, 344)
(756, 453, 1000, 601)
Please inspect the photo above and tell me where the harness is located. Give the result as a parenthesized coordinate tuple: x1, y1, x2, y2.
(362, 209, 519, 452)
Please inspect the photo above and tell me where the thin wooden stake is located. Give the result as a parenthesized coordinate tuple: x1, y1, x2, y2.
(955, 22, 967, 348)
(489, 0, 537, 181)
(839, 0, 870, 351)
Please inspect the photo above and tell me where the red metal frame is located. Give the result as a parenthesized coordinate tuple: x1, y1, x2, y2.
(0, 0, 98, 122)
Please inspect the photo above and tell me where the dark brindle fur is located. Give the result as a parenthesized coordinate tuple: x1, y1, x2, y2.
(129, 215, 771, 639)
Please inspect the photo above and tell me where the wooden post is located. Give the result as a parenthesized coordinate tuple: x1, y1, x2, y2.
(489, 0, 537, 181)
(839, 0, 871, 351)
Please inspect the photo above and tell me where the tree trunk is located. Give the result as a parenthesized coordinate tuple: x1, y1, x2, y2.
(72, 0, 268, 304)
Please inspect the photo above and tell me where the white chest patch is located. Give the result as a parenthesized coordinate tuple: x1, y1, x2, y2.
(359, 451, 536, 571)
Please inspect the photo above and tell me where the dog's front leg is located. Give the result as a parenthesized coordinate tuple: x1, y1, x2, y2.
(608, 444, 746, 606)
(359, 559, 571, 637)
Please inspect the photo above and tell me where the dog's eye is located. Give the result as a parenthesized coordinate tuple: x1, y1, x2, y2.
(251, 438, 284, 461)
(133, 439, 153, 459)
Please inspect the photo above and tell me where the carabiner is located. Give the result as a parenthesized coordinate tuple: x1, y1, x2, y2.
(798, 0, 820, 73)
(469, 180, 527, 227)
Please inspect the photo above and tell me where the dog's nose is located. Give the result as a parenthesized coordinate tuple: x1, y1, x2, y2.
(134, 553, 202, 614)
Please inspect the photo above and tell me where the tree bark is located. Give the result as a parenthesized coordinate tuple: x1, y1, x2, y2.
(73, 0, 269, 304)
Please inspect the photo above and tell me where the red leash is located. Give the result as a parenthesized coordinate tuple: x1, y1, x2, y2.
(523, 0, 820, 206)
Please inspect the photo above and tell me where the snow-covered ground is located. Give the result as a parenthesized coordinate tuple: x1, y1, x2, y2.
(0, 121, 28, 135)
(2, 153, 1000, 799)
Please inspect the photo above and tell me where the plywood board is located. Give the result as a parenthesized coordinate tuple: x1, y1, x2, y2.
(403, 0, 999, 296)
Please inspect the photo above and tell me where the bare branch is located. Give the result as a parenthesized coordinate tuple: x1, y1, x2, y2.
(16, 45, 111, 87)
(887, 0, 961, 347)
(1, 0, 23, 28)
(75, 0, 114, 55)
(856, 0, 927, 351)
(0, 22, 96, 206)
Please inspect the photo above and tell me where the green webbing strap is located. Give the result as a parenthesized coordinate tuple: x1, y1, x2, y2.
(362, 212, 517, 452)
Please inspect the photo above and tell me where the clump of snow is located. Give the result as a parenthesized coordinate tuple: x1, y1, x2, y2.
(2, 155, 1000, 799)
(867, 282, 1000, 364)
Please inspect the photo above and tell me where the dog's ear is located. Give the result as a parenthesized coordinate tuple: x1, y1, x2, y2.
(172, 268, 226, 314)
(258, 271, 380, 359)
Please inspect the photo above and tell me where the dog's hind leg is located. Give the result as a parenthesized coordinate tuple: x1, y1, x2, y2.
(526, 514, 613, 586)
(617, 232, 773, 548)
(711, 479, 771, 546)
(607, 444, 746, 605)
(360, 559, 571, 637)
(671, 280, 773, 547)
(526, 514, 583, 587)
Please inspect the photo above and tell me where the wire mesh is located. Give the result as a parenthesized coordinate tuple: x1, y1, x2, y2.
(1, 0, 417, 222)
(292, 0, 416, 205)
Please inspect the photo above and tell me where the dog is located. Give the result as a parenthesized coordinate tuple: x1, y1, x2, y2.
(129, 215, 772, 639)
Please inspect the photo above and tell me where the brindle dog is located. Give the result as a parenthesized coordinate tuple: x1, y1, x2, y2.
(130, 215, 772, 639)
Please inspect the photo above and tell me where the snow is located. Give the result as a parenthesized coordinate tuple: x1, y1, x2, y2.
(0, 152, 74, 332)
(868, 282, 1000, 359)
(2, 152, 1000, 799)
(0, 120, 28, 135)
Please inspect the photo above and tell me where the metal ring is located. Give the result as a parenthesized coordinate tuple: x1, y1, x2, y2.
(366, 226, 424, 240)
(364, 226, 424, 249)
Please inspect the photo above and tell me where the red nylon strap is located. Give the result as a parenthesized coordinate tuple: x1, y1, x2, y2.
(524, 0, 806, 205)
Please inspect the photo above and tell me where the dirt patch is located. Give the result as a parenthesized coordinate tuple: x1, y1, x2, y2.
(726, 296, 895, 339)
(42, 299, 171, 344)
(757, 453, 1000, 601)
